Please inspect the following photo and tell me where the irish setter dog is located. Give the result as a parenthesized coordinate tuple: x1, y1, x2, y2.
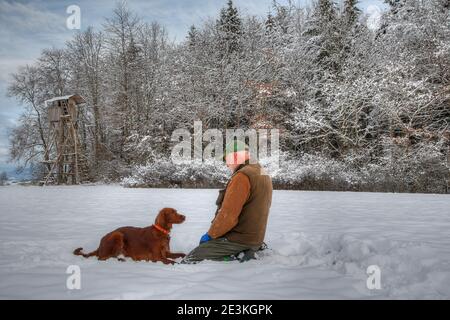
(73, 208, 186, 264)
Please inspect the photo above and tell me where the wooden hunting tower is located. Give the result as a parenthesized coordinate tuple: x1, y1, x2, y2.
(41, 94, 90, 185)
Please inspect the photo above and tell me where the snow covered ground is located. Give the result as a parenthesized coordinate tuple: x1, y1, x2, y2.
(0, 185, 449, 299)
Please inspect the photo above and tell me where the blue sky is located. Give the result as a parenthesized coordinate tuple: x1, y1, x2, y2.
(0, 0, 386, 176)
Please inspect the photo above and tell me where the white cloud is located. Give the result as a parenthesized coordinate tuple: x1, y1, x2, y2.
(0, 0, 66, 34)
(0, 1, 74, 81)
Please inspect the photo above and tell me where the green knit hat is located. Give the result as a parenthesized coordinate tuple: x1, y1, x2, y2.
(224, 140, 249, 159)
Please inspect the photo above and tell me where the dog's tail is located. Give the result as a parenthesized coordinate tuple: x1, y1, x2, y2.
(73, 247, 98, 258)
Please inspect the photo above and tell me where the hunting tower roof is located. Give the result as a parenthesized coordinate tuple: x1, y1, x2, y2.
(45, 94, 86, 106)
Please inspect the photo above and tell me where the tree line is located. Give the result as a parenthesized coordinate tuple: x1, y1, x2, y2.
(7, 0, 450, 193)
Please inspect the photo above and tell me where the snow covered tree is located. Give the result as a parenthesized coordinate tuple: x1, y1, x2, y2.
(7, 65, 51, 172)
(216, 0, 243, 59)
(103, 1, 141, 160)
(343, 0, 361, 28)
(37, 48, 70, 97)
(0, 171, 7, 186)
(6, 0, 448, 192)
(66, 27, 106, 167)
(265, 12, 275, 35)
(303, 0, 341, 75)
(187, 25, 199, 48)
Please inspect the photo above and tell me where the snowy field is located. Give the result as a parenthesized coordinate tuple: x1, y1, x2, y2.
(0, 185, 449, 300)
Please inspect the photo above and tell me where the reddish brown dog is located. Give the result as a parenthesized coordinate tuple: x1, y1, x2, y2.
(73, 208, 186, 264)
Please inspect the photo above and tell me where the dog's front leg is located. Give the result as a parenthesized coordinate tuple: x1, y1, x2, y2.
(167, 252, 186, 259)
(161, 258, 176, 265)
(160, 249, 177, 264)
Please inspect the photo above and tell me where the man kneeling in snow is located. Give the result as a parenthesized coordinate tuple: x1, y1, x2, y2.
(182, 141, 273, 263)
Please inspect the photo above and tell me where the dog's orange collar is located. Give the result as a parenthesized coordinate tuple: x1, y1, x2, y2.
(153, 224, 170, 235)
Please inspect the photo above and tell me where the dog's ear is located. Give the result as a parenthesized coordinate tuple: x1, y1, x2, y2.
(155, 208, 167, 226)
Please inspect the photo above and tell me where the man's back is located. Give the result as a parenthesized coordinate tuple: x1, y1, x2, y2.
(224, 163, 273, 247)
